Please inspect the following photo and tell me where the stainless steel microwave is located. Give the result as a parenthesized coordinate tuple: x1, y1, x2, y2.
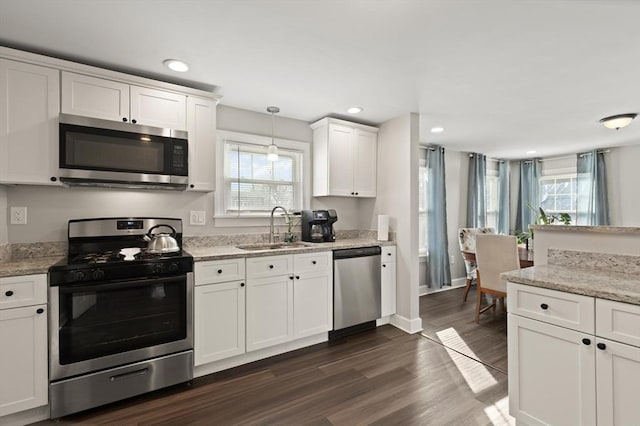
(58, 114, 189, 190)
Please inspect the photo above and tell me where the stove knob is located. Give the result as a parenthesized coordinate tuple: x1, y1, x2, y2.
(168, 263, 179, 273)
(74, 271, 86, 282)
(92, 269, 105, 280)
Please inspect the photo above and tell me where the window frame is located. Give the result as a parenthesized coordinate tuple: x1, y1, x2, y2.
(539, 172, 578, 222)
(214, 130, 310, 226)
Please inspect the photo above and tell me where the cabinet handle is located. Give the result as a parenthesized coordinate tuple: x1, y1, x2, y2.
(131, 119, 137, 124)
(387, 252, 392, 256)
(50, 176, 57, 182)
(597, 342, 607, 351)
(269, 265, 274, 269)
(289, 276, 294, 280)
(190, 184, 195, 188)
(240, 283, 245, 287)
(295, 275, 300, 280)
(355, 192, 359, 196)
(382, 264, 386, 268)
(582, 338, 591, 345)
(36, 308, 44, 314)
(312, 260, 317, 265)
(217, 269, 223, 274)
(5, 290, 14, 297)
(122, 117, 128, 122)
(351, 192, 355, 195)
(540, 303, 549, 310)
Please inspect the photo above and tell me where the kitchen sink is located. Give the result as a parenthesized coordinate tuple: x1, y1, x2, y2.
(236, 242, 308, 251)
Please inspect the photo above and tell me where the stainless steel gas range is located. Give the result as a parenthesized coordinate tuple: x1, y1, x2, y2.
(47, 217, 194, 418)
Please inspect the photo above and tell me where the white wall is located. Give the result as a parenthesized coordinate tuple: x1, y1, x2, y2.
(368, 113, 421, 333)
(0, 186, 7, 244)
(607, 144, 640, 226)
(3, 105, 368, 243)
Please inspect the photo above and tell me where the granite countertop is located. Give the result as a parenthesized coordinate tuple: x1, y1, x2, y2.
(0, 256, 64, 278)
(503, 264, 640, 306)
(188, 239, 395, 261)
(531, 224, 640, 234)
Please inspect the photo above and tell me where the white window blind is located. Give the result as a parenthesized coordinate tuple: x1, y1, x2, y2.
(223, 141, 302, 215)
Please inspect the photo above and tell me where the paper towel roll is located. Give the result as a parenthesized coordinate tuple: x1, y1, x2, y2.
(377, 215, 389, 241)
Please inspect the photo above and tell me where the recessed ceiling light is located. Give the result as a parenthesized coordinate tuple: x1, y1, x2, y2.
(347, 107, 363, 114)
(526, 150, 536, 155)
(163, 59, 189, 73)
(430, 127, 444, 133)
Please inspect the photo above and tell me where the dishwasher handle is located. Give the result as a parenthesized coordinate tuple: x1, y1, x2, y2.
(333, 246, 381, 259)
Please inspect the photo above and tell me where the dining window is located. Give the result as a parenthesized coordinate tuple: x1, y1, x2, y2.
(539, 174, 578, 222)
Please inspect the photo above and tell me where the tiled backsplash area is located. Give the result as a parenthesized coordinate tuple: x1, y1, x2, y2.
(548, 248, 640, 274)
(8, 241, 67, 260)
(0, 244, 9, 262)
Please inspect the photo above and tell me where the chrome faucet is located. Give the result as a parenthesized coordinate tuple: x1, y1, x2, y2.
(270, 206, 290, 243)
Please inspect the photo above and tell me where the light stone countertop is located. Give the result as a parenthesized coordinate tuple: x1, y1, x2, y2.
(0, 256, 64, 278)
(502, 264, 640, 306)
(531, 225, 640, 234)
(188, 239, 395, 262)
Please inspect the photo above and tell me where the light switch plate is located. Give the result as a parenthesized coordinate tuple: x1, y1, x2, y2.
(190, 211, 206, 226)
(10, 206, 27, 225)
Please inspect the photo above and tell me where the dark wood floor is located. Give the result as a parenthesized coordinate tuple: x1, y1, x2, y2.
(420, 286, 508, 373)
(40, 286, 511, 425)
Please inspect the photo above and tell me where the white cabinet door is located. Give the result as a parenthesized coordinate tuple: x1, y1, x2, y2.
(381, 261, 396, 317)
(0, 59, 60, 185)
(186, 96, 216, 192)
(293, 271, 332, 339)
(130, 86, 186, 131)
(508, 313, 596, 426)
(354, 129, 377, 197)
(194, 281, 245, 366)
(327, 123, 355, 196)
(246, 275, 293, 352)
(595, 337, 640, 426)
(0, 304, 48, 416)
(61, 72, 129, 122)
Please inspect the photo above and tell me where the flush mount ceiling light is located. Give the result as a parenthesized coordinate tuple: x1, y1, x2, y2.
(526, 150, 537, 155)
(267, 106, 280, 162)
(347, 106, 363, 114)
(430, 127, 444, 133)
(599, 113, 637, 130)
(162, 59, 189, 72)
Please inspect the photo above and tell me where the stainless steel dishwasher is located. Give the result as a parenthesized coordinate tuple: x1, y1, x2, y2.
(330, 246, 381, 339)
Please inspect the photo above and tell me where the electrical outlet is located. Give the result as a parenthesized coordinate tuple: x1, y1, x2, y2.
(449, 254, 455, 265)
(10, 206, 27, 225)
(190, 211, 206, 226)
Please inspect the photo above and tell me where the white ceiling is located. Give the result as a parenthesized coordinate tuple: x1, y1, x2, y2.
(1, 0, 639, 159)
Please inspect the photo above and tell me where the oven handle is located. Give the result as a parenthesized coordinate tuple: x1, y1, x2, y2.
(58, 275, 185, 293)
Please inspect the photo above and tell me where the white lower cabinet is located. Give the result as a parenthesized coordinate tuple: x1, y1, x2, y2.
(0, 275, 48, 417)
(507, 282, 640, 426)
(194, 258, 246, 366)
(381, 246, 396, 317)
(246, 251, 332, 352)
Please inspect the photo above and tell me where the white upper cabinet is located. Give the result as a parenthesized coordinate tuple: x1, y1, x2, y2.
(0, 59, 61, 185)
(61, 71, 187, 130)
(311, 117, 378, 198)
(186, 96, 216, 192)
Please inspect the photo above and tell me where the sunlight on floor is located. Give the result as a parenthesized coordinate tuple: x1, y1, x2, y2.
(484, 396, 515, 426)
(436, 327, 498, 394)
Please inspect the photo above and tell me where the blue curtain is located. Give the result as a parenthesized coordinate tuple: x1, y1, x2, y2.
(466, 153, 487, 227)
(426, 146, 451, 288)
(497, 160, 510, 234)
(577, 150, 610, 225)
(515, 159, 541, 232)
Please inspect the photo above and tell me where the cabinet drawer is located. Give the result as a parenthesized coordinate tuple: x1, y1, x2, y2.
(195, 258, 245, 285)
(381, 246, 396, 262)
(507, 282, 595, 334)
(0, 274, 47, 310)
(596, 299, 640, 347)
(293, 251, 332, 274)
(246, 255, 293, 279)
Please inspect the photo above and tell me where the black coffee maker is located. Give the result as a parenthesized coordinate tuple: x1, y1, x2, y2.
(301, 210, 338, 243)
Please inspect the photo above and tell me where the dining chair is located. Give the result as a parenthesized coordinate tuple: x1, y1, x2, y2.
(457, 227, 495, 302)
(474, 234, 520, 323)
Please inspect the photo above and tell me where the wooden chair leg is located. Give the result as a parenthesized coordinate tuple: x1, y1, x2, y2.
(463, 277, 472, 302)
(499, 297, 505, 313)
(475, 286, 482, 323)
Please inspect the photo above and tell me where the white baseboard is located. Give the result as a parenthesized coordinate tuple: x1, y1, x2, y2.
(1, 405, 49, 426)
(420, 277, 468, 296)
(390, 314, 423, 334)
(194, 333, 328, 378)
(376, 316, 391, 326)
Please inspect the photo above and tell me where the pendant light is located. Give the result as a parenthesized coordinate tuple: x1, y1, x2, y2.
(267, 106, 280, 161)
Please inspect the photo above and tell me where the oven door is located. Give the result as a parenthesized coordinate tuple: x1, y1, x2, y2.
(49, 273, 193, 381)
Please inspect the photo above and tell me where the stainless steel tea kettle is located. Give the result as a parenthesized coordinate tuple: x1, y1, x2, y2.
(143, 224, 180, 254)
